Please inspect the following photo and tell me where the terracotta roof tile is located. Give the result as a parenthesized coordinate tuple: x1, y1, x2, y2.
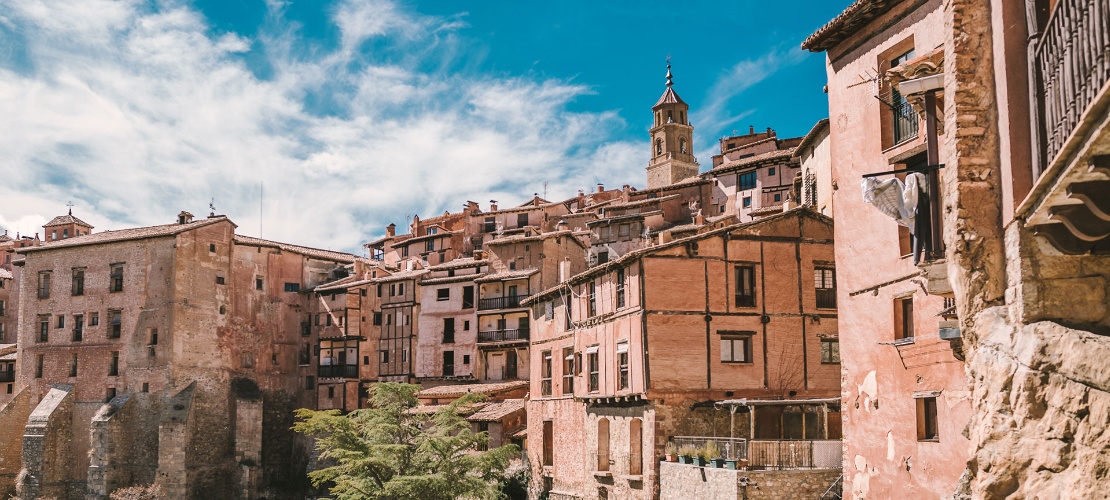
(233, 235, 357, 263)
(707, 148, 798, 175)
(467, 399, 525, 422)
(19, 217, 230, 254)
(474, 268, 538, 283)
(44, 213, 93, 228)
(0, 268, 11, 280)
(803, 0, 910, 52)
(417, 380, 529, 399)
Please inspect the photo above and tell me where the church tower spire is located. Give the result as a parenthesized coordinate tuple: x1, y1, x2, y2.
(646, 60, 699, 188)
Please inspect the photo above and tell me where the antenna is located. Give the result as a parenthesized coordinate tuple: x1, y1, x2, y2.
(543, 181, 548, 200)
(66, 201, 74, 215)
(209, 198, 216, 217)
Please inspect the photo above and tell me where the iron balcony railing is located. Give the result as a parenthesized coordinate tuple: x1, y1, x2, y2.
(317, 364, 359, 379)
(816, 288, 837, 309)
(669, 437, 842, 469)
(891, 90, 919, 145)
(0, 371, 14, 383)
(477, 328, 530, 344)
(1033, 0, 1110, 171)
(478, 295, 531, 310)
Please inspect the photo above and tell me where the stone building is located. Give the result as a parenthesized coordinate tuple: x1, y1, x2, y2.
(646, 64, 699, 189)
(0, 211, 357, 499)
(706, 127, 805, 222)
(524, 208, 841, 499)
(415, 257, 487, 384)
(806, 0, 1110, 497)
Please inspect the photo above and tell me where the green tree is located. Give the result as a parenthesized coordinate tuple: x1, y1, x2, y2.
(294, 382, 520, 500)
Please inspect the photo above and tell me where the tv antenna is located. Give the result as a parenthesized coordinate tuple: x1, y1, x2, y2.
(209, 198, 216, 217)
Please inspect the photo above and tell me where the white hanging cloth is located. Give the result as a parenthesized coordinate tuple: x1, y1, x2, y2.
(861, 173, 927, 235)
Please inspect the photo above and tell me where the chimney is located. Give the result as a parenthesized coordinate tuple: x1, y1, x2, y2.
(622, 184, 632, 202)
(466, 201, 479, 213)
(557, 220, 569, 232)
(749, 125, 755, 134)
(386, 223, 396, 237)
(559, 259, 570, 283)
(767, 126, 774, 136)
(177, 211, 194, 225)
(490, 200, 498, 212)
(577, 190, 585, 209)
(695, 212, 706, 226)
(597, 183, 604, 193)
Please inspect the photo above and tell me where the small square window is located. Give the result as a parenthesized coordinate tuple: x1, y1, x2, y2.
(774, 193, 781, 202)
(742, 197, 752, 208)
(437, 288, 450, 301)
(216, 276, 226, 285)
(255, 278, 263, 291)
(209, 243, 216, 253)
(769, 167, 776, 176)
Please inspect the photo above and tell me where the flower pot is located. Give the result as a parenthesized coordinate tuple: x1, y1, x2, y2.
(665, 454, 678, 463)
(738, 459, 749, 470)
(691, 457, 706, 467)
(725, 459, 738, 470)
(678, 455, 691, 465)
(710, 458, 726, 468)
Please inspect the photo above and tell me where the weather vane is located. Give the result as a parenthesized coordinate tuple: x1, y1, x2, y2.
(66, 200, 74, 215)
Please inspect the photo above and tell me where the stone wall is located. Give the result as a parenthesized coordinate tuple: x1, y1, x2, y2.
(19, 384, 76, 500)
(0, 388, 30, 497)
(659, 462, 841, 500)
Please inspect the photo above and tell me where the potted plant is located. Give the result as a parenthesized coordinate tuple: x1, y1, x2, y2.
(725, 457, 738, 470)
(664, 442, 678, 463)
(691, 446, 707, 467)
(678, 444, 697, 465)
(705, 442, 725, 468)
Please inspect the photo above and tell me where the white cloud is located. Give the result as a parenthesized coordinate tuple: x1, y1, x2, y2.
(0, 0, 644, 252)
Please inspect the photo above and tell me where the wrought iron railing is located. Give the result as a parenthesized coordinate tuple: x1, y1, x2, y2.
(0, 371, 14, 383)
(669, 437, 842, 469)
(478, 295, 531, 310)
(1034, 0, 1110, 169)
(317, 364, 359, 378)
(891, 90, 919, 145)
(477, 328, 530, 343)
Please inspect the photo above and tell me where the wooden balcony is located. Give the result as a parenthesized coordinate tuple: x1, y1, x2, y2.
(478, 295, 530, 311)
(317, 364, 359, 379)
(477, 328, 530, 344)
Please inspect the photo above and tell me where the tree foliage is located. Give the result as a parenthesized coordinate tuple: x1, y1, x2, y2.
(294, 382, 520, 500)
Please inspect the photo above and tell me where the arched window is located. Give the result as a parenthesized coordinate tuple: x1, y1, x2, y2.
(655, 139, 662, 156)
(680, 111, 685, 124)
(680, 138, 687, 154)
(597, 418, 610, 471)
(656, 112, 661, 125)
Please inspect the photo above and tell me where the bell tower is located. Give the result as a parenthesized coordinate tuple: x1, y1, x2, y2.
(646, 62, 699, 188)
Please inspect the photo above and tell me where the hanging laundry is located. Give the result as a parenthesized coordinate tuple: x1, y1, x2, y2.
(861, 176, 914, 228)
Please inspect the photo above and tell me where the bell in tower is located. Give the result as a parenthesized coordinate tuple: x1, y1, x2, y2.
(646, 61, 699, 188)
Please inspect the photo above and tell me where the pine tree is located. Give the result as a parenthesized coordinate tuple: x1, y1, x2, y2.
(294, 382, 520, 500)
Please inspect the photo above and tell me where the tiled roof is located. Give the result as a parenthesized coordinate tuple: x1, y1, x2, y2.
(233, 235, 358, 264)
(313, 275, 370, 292)
(0, 268, 12, 279)
(420, 273, 486, 285)
(0, 352, 14, 362)
(0, 233, 12, 242)
(802, 0, 910, 52)
(794, 119, 831, 157)
(474, 268, 538, 283)
(44, 213, 93, 228)
(707, 148, 798, 175)
(630, 176, 710, 195)
(417, 380, 529, 399)
(375, 269, 428, 283)
(749, 205, 785, 217)
(486, 230, 582, 248)
(427, 257, 486, 271)
(18, 217, 231, 254)
(586, 210, 663, 226)
(606, 193, 682, 210)
(654, 86, 686, 107)
(391, 230, 461, 247)
(467, 399, 525, 422)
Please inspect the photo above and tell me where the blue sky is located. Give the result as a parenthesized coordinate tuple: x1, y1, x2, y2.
(0, 0, 846, 253)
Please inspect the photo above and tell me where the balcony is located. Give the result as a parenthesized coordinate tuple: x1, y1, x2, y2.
(0, 371, 14, 383)
(670, 436, 842, 469)
(477, 328, 530, 344)
(317, 364, 359, 379)
(478, 295, 530, 311)
(1032, 0, 1110, 171)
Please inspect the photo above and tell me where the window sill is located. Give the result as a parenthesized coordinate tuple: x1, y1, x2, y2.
(621, 475, 643, 482)
(893, 337, 915, 346)
(820, 361, 841, 365)
(721, 361, 754, 365)
(917, 438, 940, 443)
(592, 471, 612, 478)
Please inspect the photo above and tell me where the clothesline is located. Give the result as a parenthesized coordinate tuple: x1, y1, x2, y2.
(861, 163, 944, 179)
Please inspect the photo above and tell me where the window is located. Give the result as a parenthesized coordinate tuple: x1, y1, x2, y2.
(464, 320, 470, 331)
(629, 418, 643, 476)
(326, 315, 332, 327)
(617, 342, 629, 390)
(618, 224, 630, 238)
(769, 167, 776, 176)
(380, 350, 389, 363)
(735, 266, 756, 307)
(740, 171, 757, 191)
(616, 268, 626, 309)
(680, 137, 688, 154)
(587, 348, 599, 392)
(109, 310, 122, 339)
(443, 318, 455, 343)
(463, 354, 470, 365)
(90, 312, 99, 326)
(742, 196, 752, 208)
(895, 297, 915, 342)
(890, 49, 919, 144)
(484, 217, 496, 233)
(437, 288, 450, 301)
(69, 353, 78, 377)
(37, 271, 51, 299)
(596, 418, 610, 472)
(38, 315, 49, 342)
(108, 351, 119, 376)
(600, 226, 611, 240)
(373, 312, 382, 326)
(720, 331, 754, 363)
(596, 251, 608, 265)
(110, 264, 124, 292)
(916, 396, 939, 440)
(149, 329, 158, 345)
(815, 267, 837, 308)
(305, 376, 315, 390)
(35, 354, 43, 378)
(443, 351, 454, 376)
(73, 314, 84, 342)
(0, 300, 4, 317)
(398, 283, 405, 295)
(517, 213, 529, 228)
(255, 278, 263, 291)
(821, 339, 841, 364)
(284, 283, 300, 292)
(56, 315, 65, 329)
(216, 276, 225, 285)
(72, 268, 85, 296)
(209, 243, 216, 253)
(562, 347, 574, 395)
(425, 240, 435, 252)
(462, 286, 474, 308)
(540, 350, 552, 396)
(542, 421, 554, 467)
(655, 138, 662, 155)
(774, 193, 781, 202)
(588, 282, 596, 317)
(509, 261, 516, 270)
